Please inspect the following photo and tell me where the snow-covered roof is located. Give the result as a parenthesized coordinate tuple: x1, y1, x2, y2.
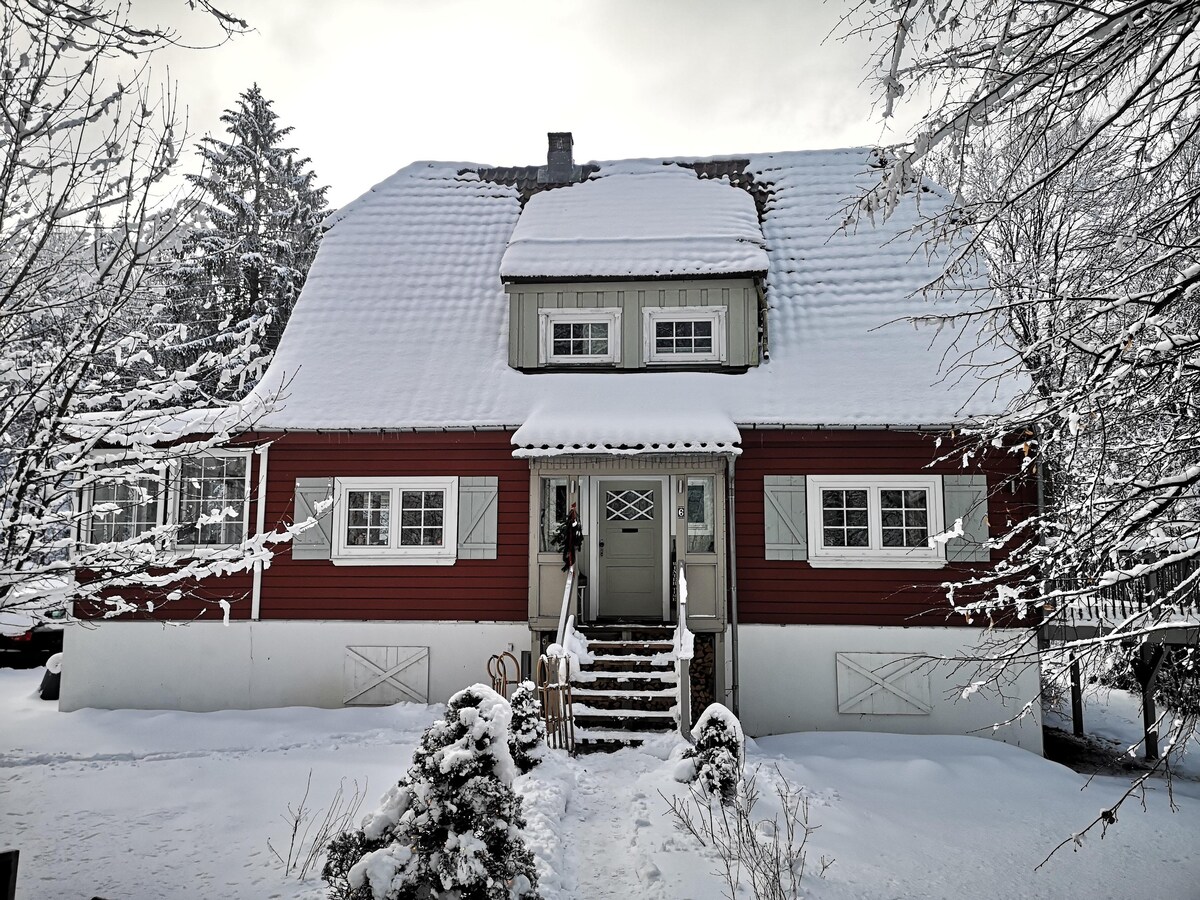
(499, 164, 768, 280)
(250, 149, 1017, 444)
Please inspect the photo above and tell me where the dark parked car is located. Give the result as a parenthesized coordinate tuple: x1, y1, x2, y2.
(1, 581, 69, 668)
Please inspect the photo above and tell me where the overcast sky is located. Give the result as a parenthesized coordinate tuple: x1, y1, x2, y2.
(144, 0, 917, 208)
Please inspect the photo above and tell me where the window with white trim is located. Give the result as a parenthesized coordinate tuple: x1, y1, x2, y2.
(332, 477, 458, 565)
(806, 475, 945, 568)
(176, 455, 250, 546)
(644, 306, 726, 364)
(86, 471, 165, 543)
(538, 308, 621, 365)
(81, 452, 252, 550)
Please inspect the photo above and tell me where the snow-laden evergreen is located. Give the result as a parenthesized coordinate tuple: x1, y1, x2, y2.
(166, 84, 328, 400)
(679, 703, 744, 805)
(325, 685, 541, 900)
(509, 681, 547, 774)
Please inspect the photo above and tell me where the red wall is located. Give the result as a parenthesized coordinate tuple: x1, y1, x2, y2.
(91, 428, 1034, 627)
(734, 429, 1035, 627)
(255, 430, 529, 621)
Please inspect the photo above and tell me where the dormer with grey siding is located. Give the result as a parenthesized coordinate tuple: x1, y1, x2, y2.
(506, 277, 764, 371)
(499, 142, 769, 373)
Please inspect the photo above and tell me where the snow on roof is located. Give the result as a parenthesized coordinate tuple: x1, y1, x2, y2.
(499, 164, 768, 280)
(250, 149, 1018, 442)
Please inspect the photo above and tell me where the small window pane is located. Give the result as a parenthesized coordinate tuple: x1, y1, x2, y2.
(398, 489, 445, 547)
(346, 490, 390, 546)
(89, 475, 161, 543)
(820, 489, 869, 549)
(686, 477, 715, 553)
(540, 478, 569, 552)
(178, 456, 248, 545)
(650, 314, 720, 358)
(550, 320, 610, 358)
(880, 488, 929, 549)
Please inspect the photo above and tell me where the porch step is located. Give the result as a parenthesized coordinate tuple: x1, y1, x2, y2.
(571, 690, 676, 712)
(570, 624, 681, 754)
(585, 640, 673, 655)
(573, 673, 678, 693)
(583, 625, 675, 642)
(573, 726, 677, 755)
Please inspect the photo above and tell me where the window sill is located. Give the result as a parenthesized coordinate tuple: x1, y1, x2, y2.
(330, 555, 457, 567)
(807, 556, 946, 570)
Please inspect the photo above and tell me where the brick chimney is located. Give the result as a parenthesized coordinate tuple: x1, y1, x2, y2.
(539, 132, 577, 184)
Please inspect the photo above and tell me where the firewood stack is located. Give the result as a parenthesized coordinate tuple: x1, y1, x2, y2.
(688, 633, 716, 726)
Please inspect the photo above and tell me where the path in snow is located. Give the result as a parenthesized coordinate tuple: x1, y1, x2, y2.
(560, 748, 669, 900)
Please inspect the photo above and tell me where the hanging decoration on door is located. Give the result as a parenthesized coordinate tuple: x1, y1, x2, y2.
(550, 502, 583, 571)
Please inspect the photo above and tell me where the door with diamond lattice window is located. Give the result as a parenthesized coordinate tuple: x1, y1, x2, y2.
(597, 479, 664, 619)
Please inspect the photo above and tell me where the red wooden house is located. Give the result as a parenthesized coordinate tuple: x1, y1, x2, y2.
(62, 135, 1042, 753)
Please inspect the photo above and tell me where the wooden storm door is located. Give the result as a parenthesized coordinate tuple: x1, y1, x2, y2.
(597, 479, 664, 620)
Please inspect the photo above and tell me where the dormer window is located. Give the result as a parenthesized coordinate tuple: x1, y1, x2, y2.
(538, 308, 621, 365)
(644, 306, 726, 364)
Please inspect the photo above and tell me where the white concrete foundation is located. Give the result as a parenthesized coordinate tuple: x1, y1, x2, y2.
(737, 624, 1043, 754)
(60, 620, 529, 712)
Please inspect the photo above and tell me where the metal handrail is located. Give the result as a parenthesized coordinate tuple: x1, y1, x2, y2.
(673, 562, 695, 739)
(555, 563, 575, 649)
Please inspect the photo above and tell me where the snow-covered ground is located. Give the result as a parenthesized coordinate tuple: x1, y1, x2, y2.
(3, 668, 1199, 899)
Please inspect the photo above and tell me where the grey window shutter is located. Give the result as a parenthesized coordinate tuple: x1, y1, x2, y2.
(293, 477, 334, 560)
(943, 474, 990, 563)
(458, 476, 499, 560)
(764, 475, 808, 560)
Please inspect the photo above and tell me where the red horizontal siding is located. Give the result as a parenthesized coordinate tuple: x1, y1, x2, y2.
(735, 429, 1036, 627)
(255, 430, 528, 622)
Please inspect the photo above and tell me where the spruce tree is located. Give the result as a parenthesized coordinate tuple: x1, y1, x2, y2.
(168, 83, 328, 399)
(326, 685, 541, 900)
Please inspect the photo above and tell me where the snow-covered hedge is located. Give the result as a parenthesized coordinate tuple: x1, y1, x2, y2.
(678, 703, 744, 805)
(323, 685, 541, 900)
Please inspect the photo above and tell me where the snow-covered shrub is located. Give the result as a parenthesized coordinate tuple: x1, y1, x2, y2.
(509, 681, 546, 774)
(324, 684, 540, 900)
(323, 829, 388, 900)
(681, 703, 744, 805)
(663, 764, 832, 900)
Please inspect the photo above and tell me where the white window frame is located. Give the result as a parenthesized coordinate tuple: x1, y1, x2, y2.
(79, 451, 253, 553)
(331, 476, 458, 566)
(172, 451, 253, 551)
(538, 307, 622, 365)
(79, 464, 169, 546)
(805, 475, 946, 569)
(643, 306, 726, 364)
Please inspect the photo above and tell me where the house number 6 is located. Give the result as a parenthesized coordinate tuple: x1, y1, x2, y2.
(676, 507, 685, 519)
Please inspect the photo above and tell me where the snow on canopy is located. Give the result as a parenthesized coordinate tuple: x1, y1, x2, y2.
(248, 149, 1017, 440)
(513, 392, 741, 456)
(499, 163, 768, 280)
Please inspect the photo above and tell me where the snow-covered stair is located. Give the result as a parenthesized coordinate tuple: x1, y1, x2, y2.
(571, 625, 679, 753)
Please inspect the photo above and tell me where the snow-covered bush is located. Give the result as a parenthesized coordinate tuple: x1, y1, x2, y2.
(664, 764, 832, 900)
(680, 703, 744, 805)
(323, 685, 540, 900)
(509, 681, 546, 774)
